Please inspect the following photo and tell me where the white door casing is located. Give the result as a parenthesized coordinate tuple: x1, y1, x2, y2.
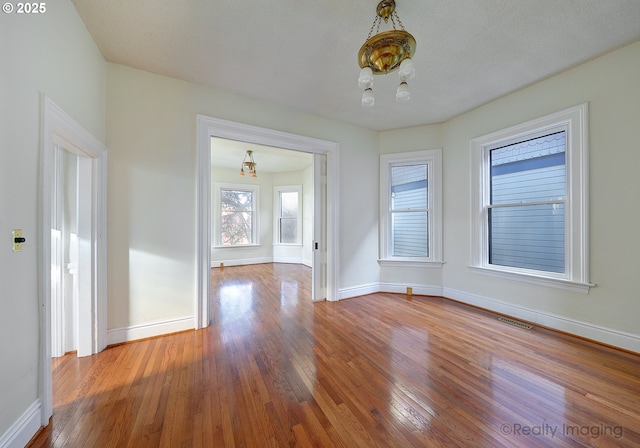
(40, 96, 108, 425)
(196, 115, 340, 328)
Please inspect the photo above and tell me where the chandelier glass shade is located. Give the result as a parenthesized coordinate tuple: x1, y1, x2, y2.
(358, 0, 416, 107)
(239, 150, 257, 178)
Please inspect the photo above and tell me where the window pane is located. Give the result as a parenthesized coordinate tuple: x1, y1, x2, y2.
(280, 217, 297, 244)
(489, 204, 565, 273)
(221, 190, 253, 211)
(221, 211, 252, 245)
(392, 211, 428, 257)
(280, 191, 298, 218)
(391, 164, 427, 210)
(490, 132, 566, 204)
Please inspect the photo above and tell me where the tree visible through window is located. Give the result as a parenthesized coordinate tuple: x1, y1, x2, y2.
(220, 188, 254, 245)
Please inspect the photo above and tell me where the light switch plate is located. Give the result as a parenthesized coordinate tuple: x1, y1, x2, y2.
(12, 229, 23, 252)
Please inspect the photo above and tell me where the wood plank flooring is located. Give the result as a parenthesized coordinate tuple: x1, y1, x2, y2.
(28, 263, 640, 447)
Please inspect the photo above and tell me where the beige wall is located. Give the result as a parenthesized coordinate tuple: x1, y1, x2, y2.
(106, 63, 380, 331)
(0, 0, 106, 439)
(380, 40, 640, 348)
(4, 3, 640, 441)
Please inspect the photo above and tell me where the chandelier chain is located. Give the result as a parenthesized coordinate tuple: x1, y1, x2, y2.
(392, 11, 406, 31)
(366, 15, 379, 40)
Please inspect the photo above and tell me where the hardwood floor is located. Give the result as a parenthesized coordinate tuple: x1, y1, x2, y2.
(28, 263, 640, 447)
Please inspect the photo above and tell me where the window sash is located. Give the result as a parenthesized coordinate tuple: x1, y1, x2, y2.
(379, 149, 443, 265)
(470, 103, 591, 291)
(274, 186, 302, 245)
(214, 183, 259, 247)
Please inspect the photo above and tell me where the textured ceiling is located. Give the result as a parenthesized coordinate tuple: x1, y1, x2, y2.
(72, 0, 640, 131)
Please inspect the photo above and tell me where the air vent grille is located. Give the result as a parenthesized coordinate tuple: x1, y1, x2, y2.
(498, 316, 533, 330)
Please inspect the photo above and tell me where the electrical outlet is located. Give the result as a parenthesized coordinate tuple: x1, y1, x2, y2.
(12, 229, 24, 252)
(406, 287, 412, 296)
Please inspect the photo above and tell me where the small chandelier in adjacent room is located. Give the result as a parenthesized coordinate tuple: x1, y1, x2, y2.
(239, 150, 257, 178)
(358, 0, 416, 107)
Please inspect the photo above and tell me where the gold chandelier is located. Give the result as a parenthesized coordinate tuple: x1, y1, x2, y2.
(358, 0, 416, 107)
(239, 150, 257, 178)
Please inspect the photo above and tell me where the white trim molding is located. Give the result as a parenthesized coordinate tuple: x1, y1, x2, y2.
(380, 149, 443, 265)
(338, 282, 443, 300)
(197, 115, 340, 327)
(470, 103, 592, 292)
(211, 257, 273, 267)
(107, 316, 195, 345)
(444, 287, 640, 354)
(40, 96, 108, 427)
(0, 400, 41, 448)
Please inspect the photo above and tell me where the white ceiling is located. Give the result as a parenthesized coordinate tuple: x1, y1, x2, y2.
(211, 138, 313, 173)
(72, 0, 640, 131)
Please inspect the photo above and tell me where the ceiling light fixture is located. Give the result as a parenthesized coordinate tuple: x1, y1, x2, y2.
(358, 0, 416, 107)
(239, 150, 257, 178)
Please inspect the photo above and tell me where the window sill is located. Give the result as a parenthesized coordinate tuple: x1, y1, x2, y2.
(213, 244, 261, 249)
(378, 259, 445, 269)
(273, 243, 303, 247)
(469, 266, 595, 294)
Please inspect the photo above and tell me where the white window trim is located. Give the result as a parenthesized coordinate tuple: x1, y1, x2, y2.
(379, 149, 443, 266)
(470, 103, 594, 293)
(274, 185, 303, 246)
(213, 182, 260, 247)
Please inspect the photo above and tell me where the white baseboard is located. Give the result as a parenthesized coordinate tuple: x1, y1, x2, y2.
(0, 400, 41, 448)
(273, 257, 304, 264)
(379, 282, 444, 297)
(211, 257, 309, 268)
(444, 287, 640, 354)
(339, 282, 443, 301)
(107, 316, 195, 345)
(211, 257, 272, 268)
(337, 282, 640, 353)
(338, 282, 380, 300)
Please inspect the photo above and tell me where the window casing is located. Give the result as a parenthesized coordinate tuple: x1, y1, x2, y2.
(214, 183, 259, 247)
(470, 104, 592, 292)
(274, 185, 302, 245)
(380, 149, 443, 266)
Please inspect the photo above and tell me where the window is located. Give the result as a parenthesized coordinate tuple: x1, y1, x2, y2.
(379, 149, 443, 266)
(274, 186, 302, 245)
(470, 104, 592, 292)
(214, 183, 259, 246)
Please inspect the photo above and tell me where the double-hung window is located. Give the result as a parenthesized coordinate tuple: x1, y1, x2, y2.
(379, 149, 443, 266)
(470, 104, 592, 292)
(214, 183, 259, 246)
(274, 186, 302, 245)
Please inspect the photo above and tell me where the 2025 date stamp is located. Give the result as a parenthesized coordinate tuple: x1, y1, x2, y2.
(3, 2, 47, 14)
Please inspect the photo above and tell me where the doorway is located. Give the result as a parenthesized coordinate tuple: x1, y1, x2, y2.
(50, 147, 80, 358)
(40, 97, 108, 425)
(209, 139, 318, 296)
(196, 115, 339, 329)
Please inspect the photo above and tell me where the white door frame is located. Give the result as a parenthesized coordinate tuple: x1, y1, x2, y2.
(195, 115, 340, 329)
(312, 153, 328, 302)
(40, 97, 108, 425)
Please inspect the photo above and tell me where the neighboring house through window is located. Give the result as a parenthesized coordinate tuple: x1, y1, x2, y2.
(470, 103, 592, 292)
(379, 149, 443, 266)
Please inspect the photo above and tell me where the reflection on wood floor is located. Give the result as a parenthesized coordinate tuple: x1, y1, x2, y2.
(29, 263, 640, 447)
